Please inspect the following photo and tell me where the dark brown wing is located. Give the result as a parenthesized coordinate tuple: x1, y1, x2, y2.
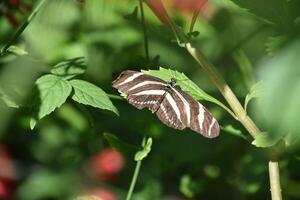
(170, 85, 220, 138)
(112, 70, 167, 113)
(155, 91, 186, 130)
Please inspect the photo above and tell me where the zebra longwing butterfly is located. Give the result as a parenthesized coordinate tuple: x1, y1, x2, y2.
(112, 70, 219, 138)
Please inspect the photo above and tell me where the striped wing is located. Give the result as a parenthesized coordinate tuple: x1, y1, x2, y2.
(169, 85, 220, 138)
(112, 70, 167, 113)
(156, 92, 186, 130)
(112, 70, 219, 138)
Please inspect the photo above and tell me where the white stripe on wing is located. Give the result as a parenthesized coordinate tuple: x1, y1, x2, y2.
(132, 90, 166, 96)
(208, 118, 216, 137)
(165, 93, 182, 122)
(171, 88, 191, 126)
(198, 103, 205, 130)
(128, 81, 166, 91)
(117, 72, 143, 86)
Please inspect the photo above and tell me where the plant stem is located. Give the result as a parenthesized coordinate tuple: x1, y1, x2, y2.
(126, 137, 146, 200)
(1, 0, 47, 56)
(186, 42, 283, 200)
(185, 42, 259, 138)
(125, 159, 142, 200)
(139, 0, 150, 60)
(107, 94, 125, 100)
(125, 2, 150, 197)
(269, 161, 283, 200)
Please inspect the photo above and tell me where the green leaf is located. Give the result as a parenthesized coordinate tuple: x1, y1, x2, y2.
(33, 75, 72, 129)
(221, 125, 248, 141)
(265, 36, 287, 56)
(30, 118, 37, 130)
(233, 50, 255, 88)
(123, 6, 138, 22)
(244, 81, 264, 112)
(104, 133, 137, 155)
(179, 175, 202, 198)
(50, 57, 86, 79)
(255, 40, 300, 138)
(70, 79, 119, 115)
(0, 91, 19, 108)
(7, 45, 28, 56)
(187, 31, 200, 38)
(230, 0, 299, 31)
(143, 67, 236, 118)
(203, 165, 220, 179)
(251, 132, 282, 148)
(134, 138, 152, 161)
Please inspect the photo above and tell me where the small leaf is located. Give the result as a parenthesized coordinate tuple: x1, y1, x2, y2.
(104, 133, 137, 155)
(203, 165, 220, 179)
(124, 6, 138, 22)
(30, 118, 37, 130)
(7, 45, 28, 56)
(143, 67, 236, 118)
(179, 175, 202, 198)
(265, 36, 287, 55)
(251, 132, 282, 148)
(0, 92, 19, 108)
(50, 57, 86, 79)
(187, 31, 200, 38)
(33, 75, 72, 129)
(134, 138, 152, 161)
(221, 125, 248, 141)
(70, 79, 119, 115)
(244, 81, 264, 111)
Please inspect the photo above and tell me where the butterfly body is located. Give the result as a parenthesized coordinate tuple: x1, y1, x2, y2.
(112, 70, 219, 138)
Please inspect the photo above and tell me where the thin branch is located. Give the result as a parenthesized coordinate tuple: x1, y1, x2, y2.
(1, 0, 47, 56)
(185, 42, 259, 138)
(139, 0, 150, 60)
(125, 137, 146, 200)
(269, 161, 283, 200)
(107, 94, 125, 101)
(125, 159, 142, 200)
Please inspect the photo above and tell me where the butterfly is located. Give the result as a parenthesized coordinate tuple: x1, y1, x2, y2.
(112, 70, 219, 138)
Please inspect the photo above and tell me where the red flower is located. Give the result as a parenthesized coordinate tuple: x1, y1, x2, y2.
(0, 0, 32, 27)
(0, 145, 15, 181)
(172, 0, 208, 13)
(90, 148, 124, 183)
(8, 0, 19, 7)
(145, 0, 172, 25)
(0, 145, 16, 200)
(0, 179, 12, 200)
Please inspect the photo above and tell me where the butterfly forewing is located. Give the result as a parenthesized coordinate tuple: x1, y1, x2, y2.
(113, 70, 167, 113)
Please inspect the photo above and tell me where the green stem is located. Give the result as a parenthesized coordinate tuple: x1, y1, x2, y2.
(125, 137, 146, 200)
(1, 0, 47, 56)
(107, 94, 124, 101)
(125, 160, 142, 200)
(269, 161, 283, 200)
(185, 42, 259, 138)
(139, 0, 150, 60)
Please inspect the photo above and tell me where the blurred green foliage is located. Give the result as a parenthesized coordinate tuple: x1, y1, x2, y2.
(1, 0, 300, 200)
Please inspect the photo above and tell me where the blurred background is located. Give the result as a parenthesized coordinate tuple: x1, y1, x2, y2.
(1, 0, 300, 199)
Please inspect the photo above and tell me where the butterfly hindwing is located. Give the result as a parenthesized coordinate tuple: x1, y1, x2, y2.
(156, 92, 186, 130)
(171, 85, 220, 138)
